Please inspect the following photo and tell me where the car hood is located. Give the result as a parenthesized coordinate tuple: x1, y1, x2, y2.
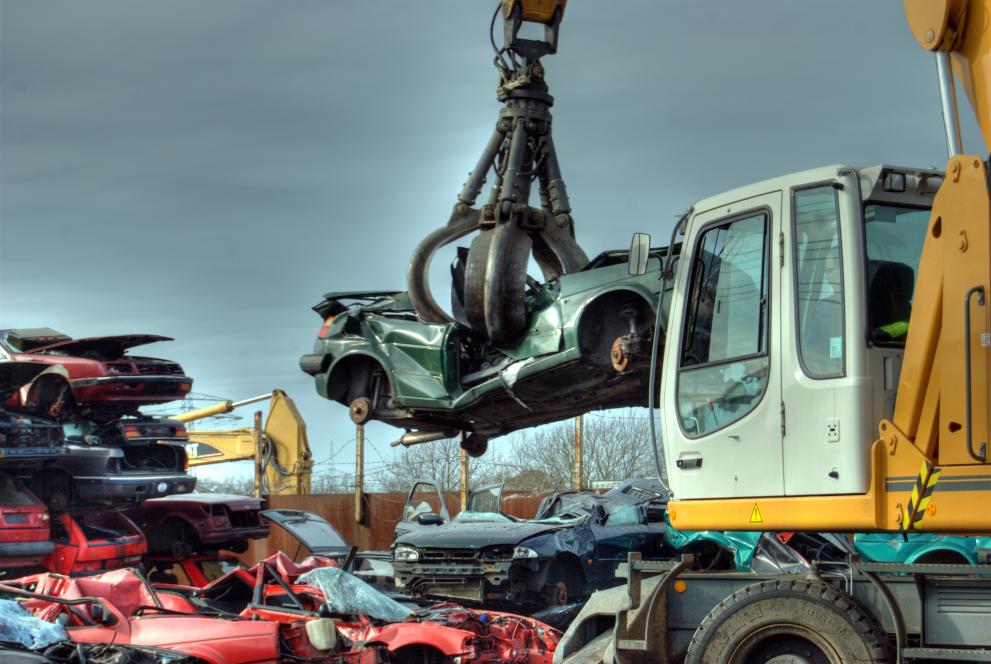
(395, 519, 573, 549)
(25, 335, 173, 360)
(0, 362, 48, 402)
(260, 509, 351, 556)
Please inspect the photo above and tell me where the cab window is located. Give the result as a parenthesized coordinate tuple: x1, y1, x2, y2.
(864, 204, 928, 345)
(678, 212, 770, 437)
(793, 185, 845, 377)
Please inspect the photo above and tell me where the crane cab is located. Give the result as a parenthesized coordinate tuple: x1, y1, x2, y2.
(658, 165, 942, 512)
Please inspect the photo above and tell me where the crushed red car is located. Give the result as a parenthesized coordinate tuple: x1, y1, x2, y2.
(128, 493, 268, 558)
(44, 510, 147, 575)
(4, 552, 560, 663)
(0, 328, 193, 420)
(0, 477, 53, 571)
(7, 568, 280, 664)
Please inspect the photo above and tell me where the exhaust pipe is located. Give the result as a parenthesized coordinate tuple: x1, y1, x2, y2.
(390, 429, 459, 448)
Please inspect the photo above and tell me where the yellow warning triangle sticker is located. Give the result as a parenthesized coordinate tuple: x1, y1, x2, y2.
(749, 503, 763, 524)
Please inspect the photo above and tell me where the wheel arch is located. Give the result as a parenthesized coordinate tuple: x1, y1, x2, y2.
(572, 288, 658, 361)
(907, 545, 975, 565)
(325, 352, 393, 405)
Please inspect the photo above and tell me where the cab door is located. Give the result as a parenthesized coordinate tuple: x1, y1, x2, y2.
(663, 191, 785, 501)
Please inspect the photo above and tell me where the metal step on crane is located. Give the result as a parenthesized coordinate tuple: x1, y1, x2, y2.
(172, 390, 313, 497)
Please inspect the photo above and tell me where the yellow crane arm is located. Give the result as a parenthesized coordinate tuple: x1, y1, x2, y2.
(185, 390, 313, 496)
(905, 0, 991, 150)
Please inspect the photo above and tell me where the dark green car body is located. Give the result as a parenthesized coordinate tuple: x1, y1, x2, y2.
(301, 249, 674, 440)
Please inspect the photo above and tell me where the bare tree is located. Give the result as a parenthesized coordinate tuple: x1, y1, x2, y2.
(372, 437, 468, 493)
(503, 410, 663, 490)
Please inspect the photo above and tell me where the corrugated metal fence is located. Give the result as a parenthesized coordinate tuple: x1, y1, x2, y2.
(245, 490, 552, 562)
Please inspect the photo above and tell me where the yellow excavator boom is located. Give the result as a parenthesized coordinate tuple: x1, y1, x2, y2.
(183, 390, 313, 496)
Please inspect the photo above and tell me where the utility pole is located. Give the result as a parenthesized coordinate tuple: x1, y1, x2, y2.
(460, 433, 469, 512)
(354, 424, 364, 524)
(573, 414, 584, 490)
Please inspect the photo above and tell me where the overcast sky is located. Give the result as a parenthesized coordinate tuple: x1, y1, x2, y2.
(0, 2, 974, 483)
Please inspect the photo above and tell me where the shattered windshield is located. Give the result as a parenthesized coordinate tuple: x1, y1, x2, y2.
(298, 567, 409, 623)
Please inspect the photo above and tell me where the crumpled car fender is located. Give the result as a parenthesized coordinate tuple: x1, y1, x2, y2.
(359, 621, 472, 657)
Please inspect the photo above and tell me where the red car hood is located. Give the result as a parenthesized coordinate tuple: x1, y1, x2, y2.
(25, 335, 173, 360)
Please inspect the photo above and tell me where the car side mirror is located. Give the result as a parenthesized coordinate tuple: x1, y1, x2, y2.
(416, 512, 444, 526)
(628, 233, 651, 275)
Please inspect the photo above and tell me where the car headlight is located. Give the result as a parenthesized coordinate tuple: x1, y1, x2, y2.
(513, 546, 539, 559)
(394, 545, 420, 562)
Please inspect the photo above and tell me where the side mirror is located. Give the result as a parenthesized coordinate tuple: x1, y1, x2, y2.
(416, 512, 444, 526)
(628, 233, 651, 276)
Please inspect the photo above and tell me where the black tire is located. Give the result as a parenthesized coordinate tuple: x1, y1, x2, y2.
(541, 560, 583, 607)
(685, 579, 890, 664)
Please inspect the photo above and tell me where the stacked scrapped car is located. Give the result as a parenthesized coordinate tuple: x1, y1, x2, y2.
(0, 476, 53, 572)
(25, 415, 195, 513)
(0, 328, 192, 421)
(301, 247, 677, 454)
(0, 362, 65, 470)
(128, 493, 268, 559)
(44, 510, 147, 575)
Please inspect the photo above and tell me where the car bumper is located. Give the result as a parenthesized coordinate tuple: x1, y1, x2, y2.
(73, 473, 196, 502)
(0, 540, 55, 557)
(393, 559, 524, 602)
(299, 354, 325, 376)
(70, 375, 192, 403)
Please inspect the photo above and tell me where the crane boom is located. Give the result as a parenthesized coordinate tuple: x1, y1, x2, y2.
(182, 390, 313, 496)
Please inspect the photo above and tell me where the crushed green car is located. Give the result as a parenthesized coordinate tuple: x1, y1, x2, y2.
(300, 248, 675, 454)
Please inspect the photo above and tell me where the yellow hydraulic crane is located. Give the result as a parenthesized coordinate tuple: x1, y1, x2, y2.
(173, 390, 313, 496)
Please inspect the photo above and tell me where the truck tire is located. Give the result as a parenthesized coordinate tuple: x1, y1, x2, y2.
(685, 579, 890, 664)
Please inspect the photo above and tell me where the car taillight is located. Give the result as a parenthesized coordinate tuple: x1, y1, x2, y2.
(172, 424, 188, 440)
(41, 513, 49, 522)
(124, 426, 142, 439)
(318, 316, 335, 338)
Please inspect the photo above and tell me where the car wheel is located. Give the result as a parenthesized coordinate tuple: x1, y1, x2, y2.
(541, 561, 582, 606)
(460, 432, 488, 458)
